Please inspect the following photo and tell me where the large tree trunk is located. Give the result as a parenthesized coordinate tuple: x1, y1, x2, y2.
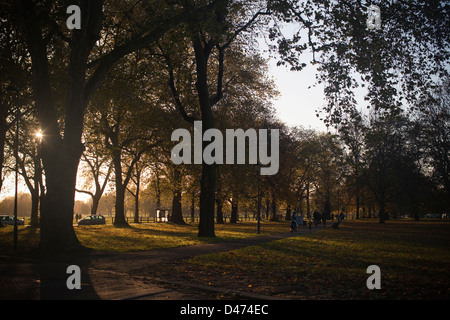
(133, 179, 140, 224)
(198, 163, 216, 236)
(193, 35, 216, 237)
(170, 168, 186, 225)
(30, 188, 39, 227)
(19, 0, 104, 251)
(34, 66, 85, 250)
(171, 190, 185, 224)
(230, 200, 238, 223)
(216, 199, 224, 224)
(112, 149, 128, 227)
(114, 184, 127, 226)
(39, 147, 82, 251)
(91, 193, 100, 216)
(169, 167, 183, 224)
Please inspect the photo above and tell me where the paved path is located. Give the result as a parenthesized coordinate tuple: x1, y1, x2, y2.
(0, 227, 320, 300)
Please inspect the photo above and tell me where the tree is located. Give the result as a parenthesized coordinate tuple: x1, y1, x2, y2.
(126, 157, 152, 224)
(0, 90, 13, 195)
(0, 1, 29, 195)
(311, 133, 345, 219)
(75, 131, 113, 217)
(93, 58, 165, 227)
(8, 116, 44, 226)
(156, 0, 275, 236)
(362, 113, 411, 223)
(169, 165, 185, 225)
(287, 127, 318, 215)
(338, 110, 365, 219)
(416, 79, 450, 201)
(281, 0, 450, 125)
(302, 1, 448, 220)
(4, 0, 445, 250)
(10, 0, 216, 251)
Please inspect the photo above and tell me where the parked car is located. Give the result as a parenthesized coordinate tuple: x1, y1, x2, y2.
(425, 213, 442, 219)
(0, 215, 25, 226)
(77, 215, 106, 225)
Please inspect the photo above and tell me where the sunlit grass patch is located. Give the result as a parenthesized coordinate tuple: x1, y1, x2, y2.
(75, 223, 201, 252)
(214, 220, 289, 239)
(0, 220, 290, 253)
(76, 220, 290, 252)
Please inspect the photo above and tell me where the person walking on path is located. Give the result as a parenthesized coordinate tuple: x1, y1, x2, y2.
(290, 213, 298, 232)
(313, 210, 321, 227)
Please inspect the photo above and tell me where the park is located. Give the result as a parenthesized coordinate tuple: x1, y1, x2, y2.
(0, 0, 449, 305)
(0, 217, 449, 300)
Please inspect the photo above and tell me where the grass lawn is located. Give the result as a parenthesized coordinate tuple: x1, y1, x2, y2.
(177, 219, 450, 299)
(0, 220, 289, 253)
(75, 220, 289, 252)
(1, 218, 449, 299)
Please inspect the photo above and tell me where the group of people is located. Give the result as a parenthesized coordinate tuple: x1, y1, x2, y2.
(290, 209, 345, 232)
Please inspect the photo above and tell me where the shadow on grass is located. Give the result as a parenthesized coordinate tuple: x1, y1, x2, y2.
(0, 225, 40, 255)
(183, 220, 450, 299)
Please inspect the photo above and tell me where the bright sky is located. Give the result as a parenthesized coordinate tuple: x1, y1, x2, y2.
(256, 23, 330, 133)
(0, 57, 329, 203)
(266, 58, 328, 132)
(1, 32, 332, 203)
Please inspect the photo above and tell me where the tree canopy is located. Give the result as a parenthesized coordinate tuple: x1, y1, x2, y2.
(0, 0, 448, 251)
